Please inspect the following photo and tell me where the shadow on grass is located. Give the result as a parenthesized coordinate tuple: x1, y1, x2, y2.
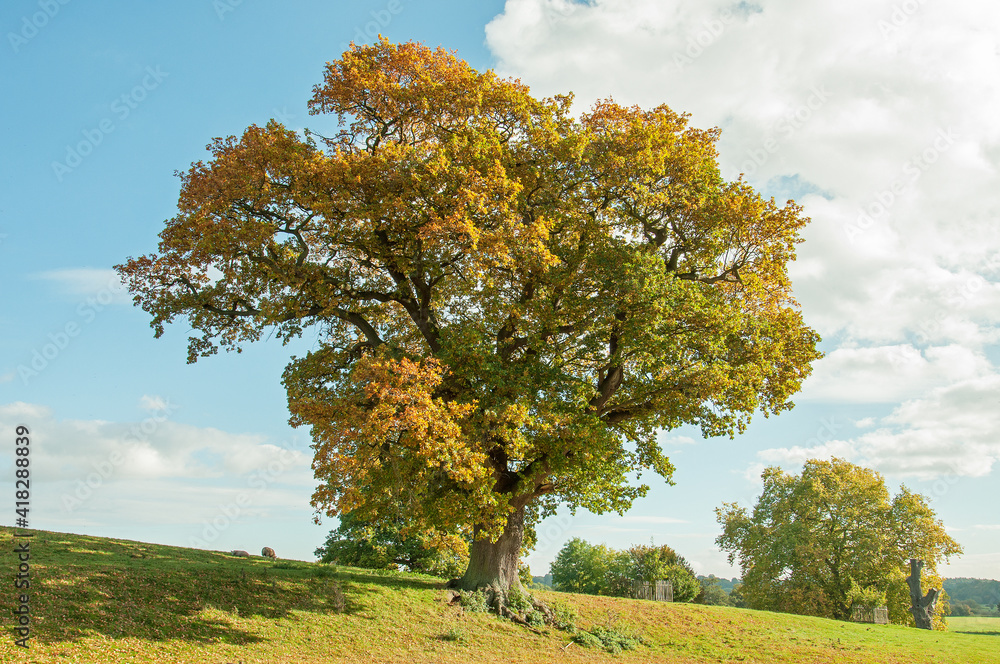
(29, 557, 446, 645)
(3, 527, 450, 646)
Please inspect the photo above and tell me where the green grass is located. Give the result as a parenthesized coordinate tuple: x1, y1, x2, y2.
(1, 526, 997, 663)
(948, 616, 1000, 635)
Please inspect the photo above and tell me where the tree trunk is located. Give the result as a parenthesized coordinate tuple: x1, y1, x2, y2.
(907, 558, 938, 630)
(456, 505, 525, 591)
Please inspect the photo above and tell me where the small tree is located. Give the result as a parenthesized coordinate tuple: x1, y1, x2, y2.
(716, 458, 961, 627)
(315, 511, 467, 578)
(696, 576, 734, 606)
(550, 537, 615, 595)
(550, 538, 699, 601)
(845, 579, 887, 612)
(728, 583, 747, 608)
(624, 543, 700, 602)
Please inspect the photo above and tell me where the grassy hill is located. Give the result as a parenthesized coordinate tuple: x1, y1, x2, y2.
(1, 526, 997, 663)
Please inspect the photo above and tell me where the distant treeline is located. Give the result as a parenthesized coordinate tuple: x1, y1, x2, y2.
(537, 569, 999, 617)
(531, 573, 553, 588)
(944, 578, 1000, 616)
(697, 575, 740, 594)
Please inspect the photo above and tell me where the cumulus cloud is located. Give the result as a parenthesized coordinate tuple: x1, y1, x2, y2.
(139, 394, 170, 412)
(0, 400, 313, 526)
(658, 433, 698, 446)
(798, 344, 994, 402)
(485, 0, 1000, 352)
(753, 373, 1000, 479)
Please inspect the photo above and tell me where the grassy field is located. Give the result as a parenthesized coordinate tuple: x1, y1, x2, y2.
(1, 526, 997, 663)
(948, 616, 1000, 635)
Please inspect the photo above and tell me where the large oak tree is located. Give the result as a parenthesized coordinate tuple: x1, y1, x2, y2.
(116, 38, 821, 592)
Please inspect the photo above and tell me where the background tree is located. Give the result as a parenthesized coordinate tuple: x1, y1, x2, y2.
(716, 458, 961, 628)
(942, 578, 1000, 616)
(728, 582, 747, 608)
(696, 576, 734, 606)
(315, 511, 467, 578)
(549, 537, 700, 601)
(949, 601, 973, 617)
(116, 37, 821, 593)
(550, 537, 615, 595)
(623, 543, 700, 602)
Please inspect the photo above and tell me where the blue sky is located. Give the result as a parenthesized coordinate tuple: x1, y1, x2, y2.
(2, 0, 999, 580)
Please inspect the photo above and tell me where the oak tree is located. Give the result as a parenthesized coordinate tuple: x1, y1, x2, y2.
(716, 458, 961, 627)
(116, 38, 821, 592)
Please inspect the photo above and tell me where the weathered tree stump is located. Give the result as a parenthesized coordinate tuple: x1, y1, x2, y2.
(906, 558, 938, 629)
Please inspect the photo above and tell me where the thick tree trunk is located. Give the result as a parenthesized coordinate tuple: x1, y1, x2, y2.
(456, 505, 525, 591)
(907, 558, 938, 630)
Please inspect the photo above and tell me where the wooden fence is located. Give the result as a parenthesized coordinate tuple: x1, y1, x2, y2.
(632, 579, 673, 602)
(850, 605, 889, 624)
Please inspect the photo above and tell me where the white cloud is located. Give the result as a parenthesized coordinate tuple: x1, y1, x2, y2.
(756, 439, 858, 468)
(0, 400, 312, 487)
(658, 433, 698, 446)
(32, 268, 130, 304)
(618, 515, 689, 525)
(0, 401, 52, 422)
(485, 0, 1000, 354)
(798, 344, 994, 403)
(753, 373, 1000, 479)
(740, 461, 767, 484)
(487, 0, 1000, 487)
(0, 400, 317, 556)
(139, 394, 171, 412)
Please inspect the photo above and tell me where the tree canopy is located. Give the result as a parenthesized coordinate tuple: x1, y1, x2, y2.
(695, 576, 734, 606)
(616, 543, 701, 602)
(550, 537, 700, 601)
(716, 458, 962, 628)
(314, 511, 467, 578)
(550, 537, 615, 595)
(115, 37, 821, 591)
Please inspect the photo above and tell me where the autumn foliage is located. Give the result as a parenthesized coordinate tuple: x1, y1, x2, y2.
(116, 38, 821, 590)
